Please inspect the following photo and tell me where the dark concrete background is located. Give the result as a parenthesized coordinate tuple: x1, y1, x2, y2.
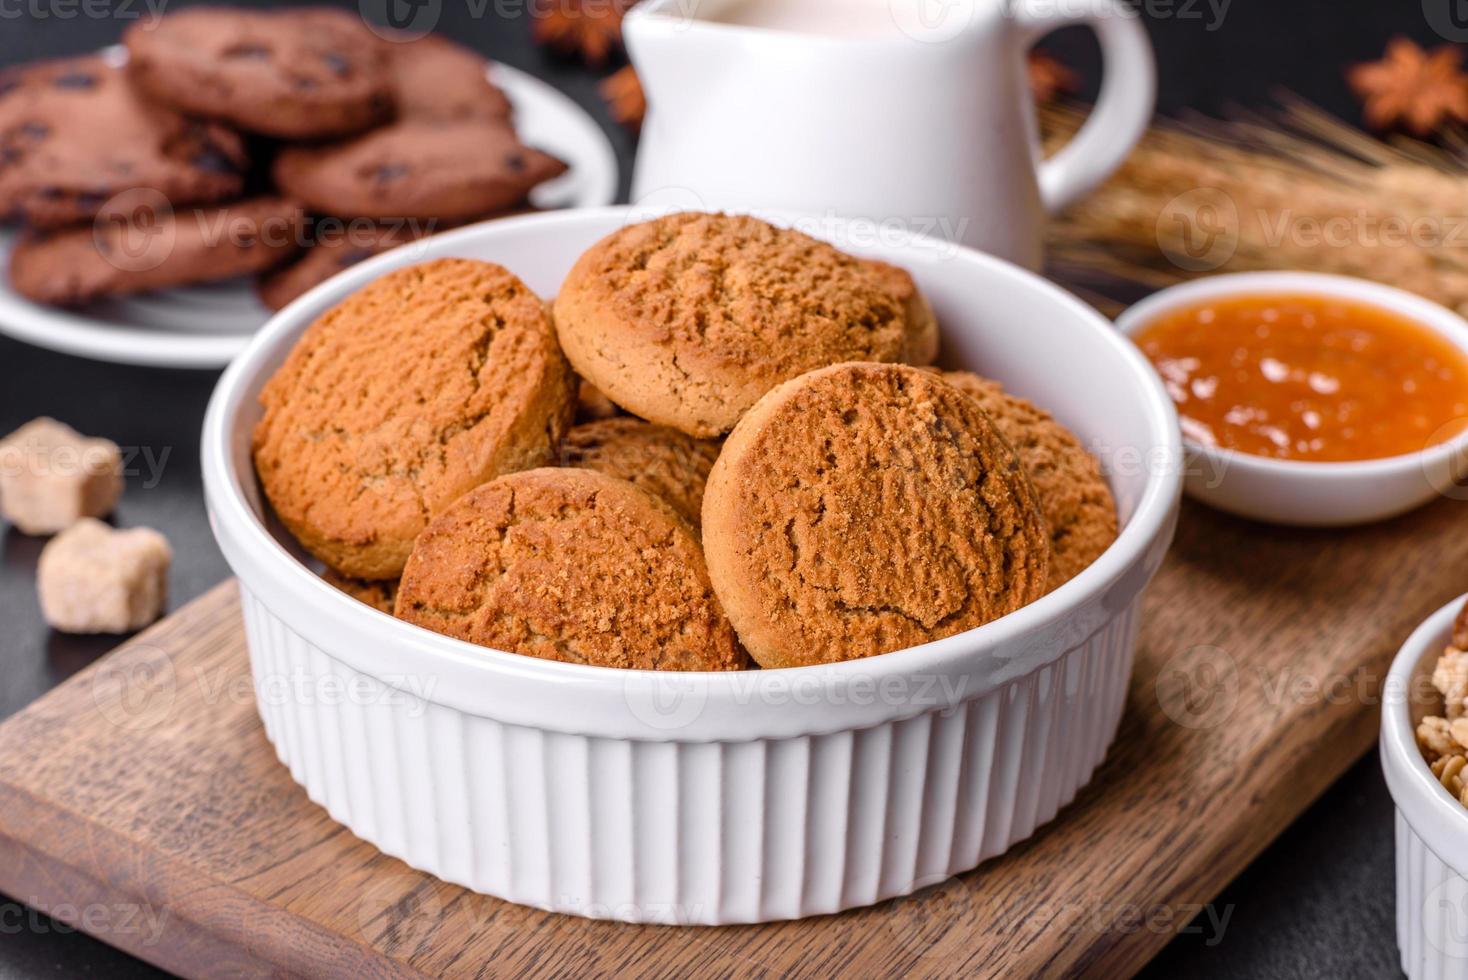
(0, 1, 1443, 975)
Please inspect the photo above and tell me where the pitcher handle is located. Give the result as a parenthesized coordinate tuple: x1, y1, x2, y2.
(1013, 0, 1156, 214)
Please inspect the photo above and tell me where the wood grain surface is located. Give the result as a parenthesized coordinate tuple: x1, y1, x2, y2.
(0, 496, 1463, 979)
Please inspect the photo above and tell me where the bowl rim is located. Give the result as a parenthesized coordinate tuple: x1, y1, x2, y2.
(201, 206, 1181, 733)
(1382, 593, 1468, 875)
(1114, 270, 1468, 480)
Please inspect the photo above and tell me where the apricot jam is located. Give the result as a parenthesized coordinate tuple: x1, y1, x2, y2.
(1134, 293, 1468, 462)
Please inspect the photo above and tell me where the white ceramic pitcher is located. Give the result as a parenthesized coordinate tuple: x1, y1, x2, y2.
(624, 0, 1155, 269)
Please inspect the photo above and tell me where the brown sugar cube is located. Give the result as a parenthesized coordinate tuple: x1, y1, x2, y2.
(37, 518, 171, 633)
(0, 417, 123, 535)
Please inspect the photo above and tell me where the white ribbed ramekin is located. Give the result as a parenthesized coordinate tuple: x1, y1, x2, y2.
(202, 207, 1181, 924)
(1384, 595, 1468, 977)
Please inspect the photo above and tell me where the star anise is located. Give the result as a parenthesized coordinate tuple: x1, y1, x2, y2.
(1028, 50, 1077, 105)
(532, 0, 635, 66)
(1348, 37, 1468, 135)
(600, 65, 645, 130)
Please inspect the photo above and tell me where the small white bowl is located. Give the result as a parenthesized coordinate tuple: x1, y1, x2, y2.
(1115, 272, 1468, 526)
(202, 207, 1181, 924)
(1383, 595, 1468, 978)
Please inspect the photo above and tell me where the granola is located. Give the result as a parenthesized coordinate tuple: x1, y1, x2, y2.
(1416, 605, 1468, 807)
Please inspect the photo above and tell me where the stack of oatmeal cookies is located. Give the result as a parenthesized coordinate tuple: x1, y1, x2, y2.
(250, 212, 1125, 672)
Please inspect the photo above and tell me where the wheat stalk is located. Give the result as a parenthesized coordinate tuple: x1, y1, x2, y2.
(1042, 101, 1468, 318)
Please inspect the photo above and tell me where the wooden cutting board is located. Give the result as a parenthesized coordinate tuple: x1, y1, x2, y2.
(1, 496, 1464, 979)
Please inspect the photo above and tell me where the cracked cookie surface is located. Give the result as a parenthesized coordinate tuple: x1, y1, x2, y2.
(941, 371, 1118, 590)
(559, 417, 720, 532)
(552, 212, 940, 438)
(252, 258, 575, 580)
(702, 363, 1049, 669)
(394, 467, 750, 671)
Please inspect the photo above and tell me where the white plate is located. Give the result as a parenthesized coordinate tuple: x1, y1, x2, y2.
(0, 62, 620, 370)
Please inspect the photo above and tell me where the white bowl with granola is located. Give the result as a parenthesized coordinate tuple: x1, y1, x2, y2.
(1383, 593, 1468, 978)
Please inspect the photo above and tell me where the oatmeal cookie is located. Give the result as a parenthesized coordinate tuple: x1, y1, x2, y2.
(574, 378, 622, 422)
(559, 418, 720, 531)
(322, 568, 398, 615)
(552, 212, 940, 438)
(702, 362, 1049, 669)
(941, 371, 1118, 589)
(394, 467, 749, 671)
(252, 258, 575, 580)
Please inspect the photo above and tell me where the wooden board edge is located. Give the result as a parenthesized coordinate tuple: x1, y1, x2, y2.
(0, 740, 414, 979)
(0, 827, 282, 979)
(1092, 705, 1382, 976)
(0, 571, 1407, 977)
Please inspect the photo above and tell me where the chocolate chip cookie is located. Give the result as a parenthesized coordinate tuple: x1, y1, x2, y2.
(273, 119, 566, 221)
(123, 7, 393, 139)
(394, 467, 750, 671)
(387, 33, 513, 123)
(253, 258, 576, 580)
(553, 212, 940, 438)
(256, 219, 437, 311)
(0, 56, 247, 230)
(9, 196, 304, 306)
(702, 363, 1049, 669)
(559, 418, 721, 532)
(941, 371, 1118, 590)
